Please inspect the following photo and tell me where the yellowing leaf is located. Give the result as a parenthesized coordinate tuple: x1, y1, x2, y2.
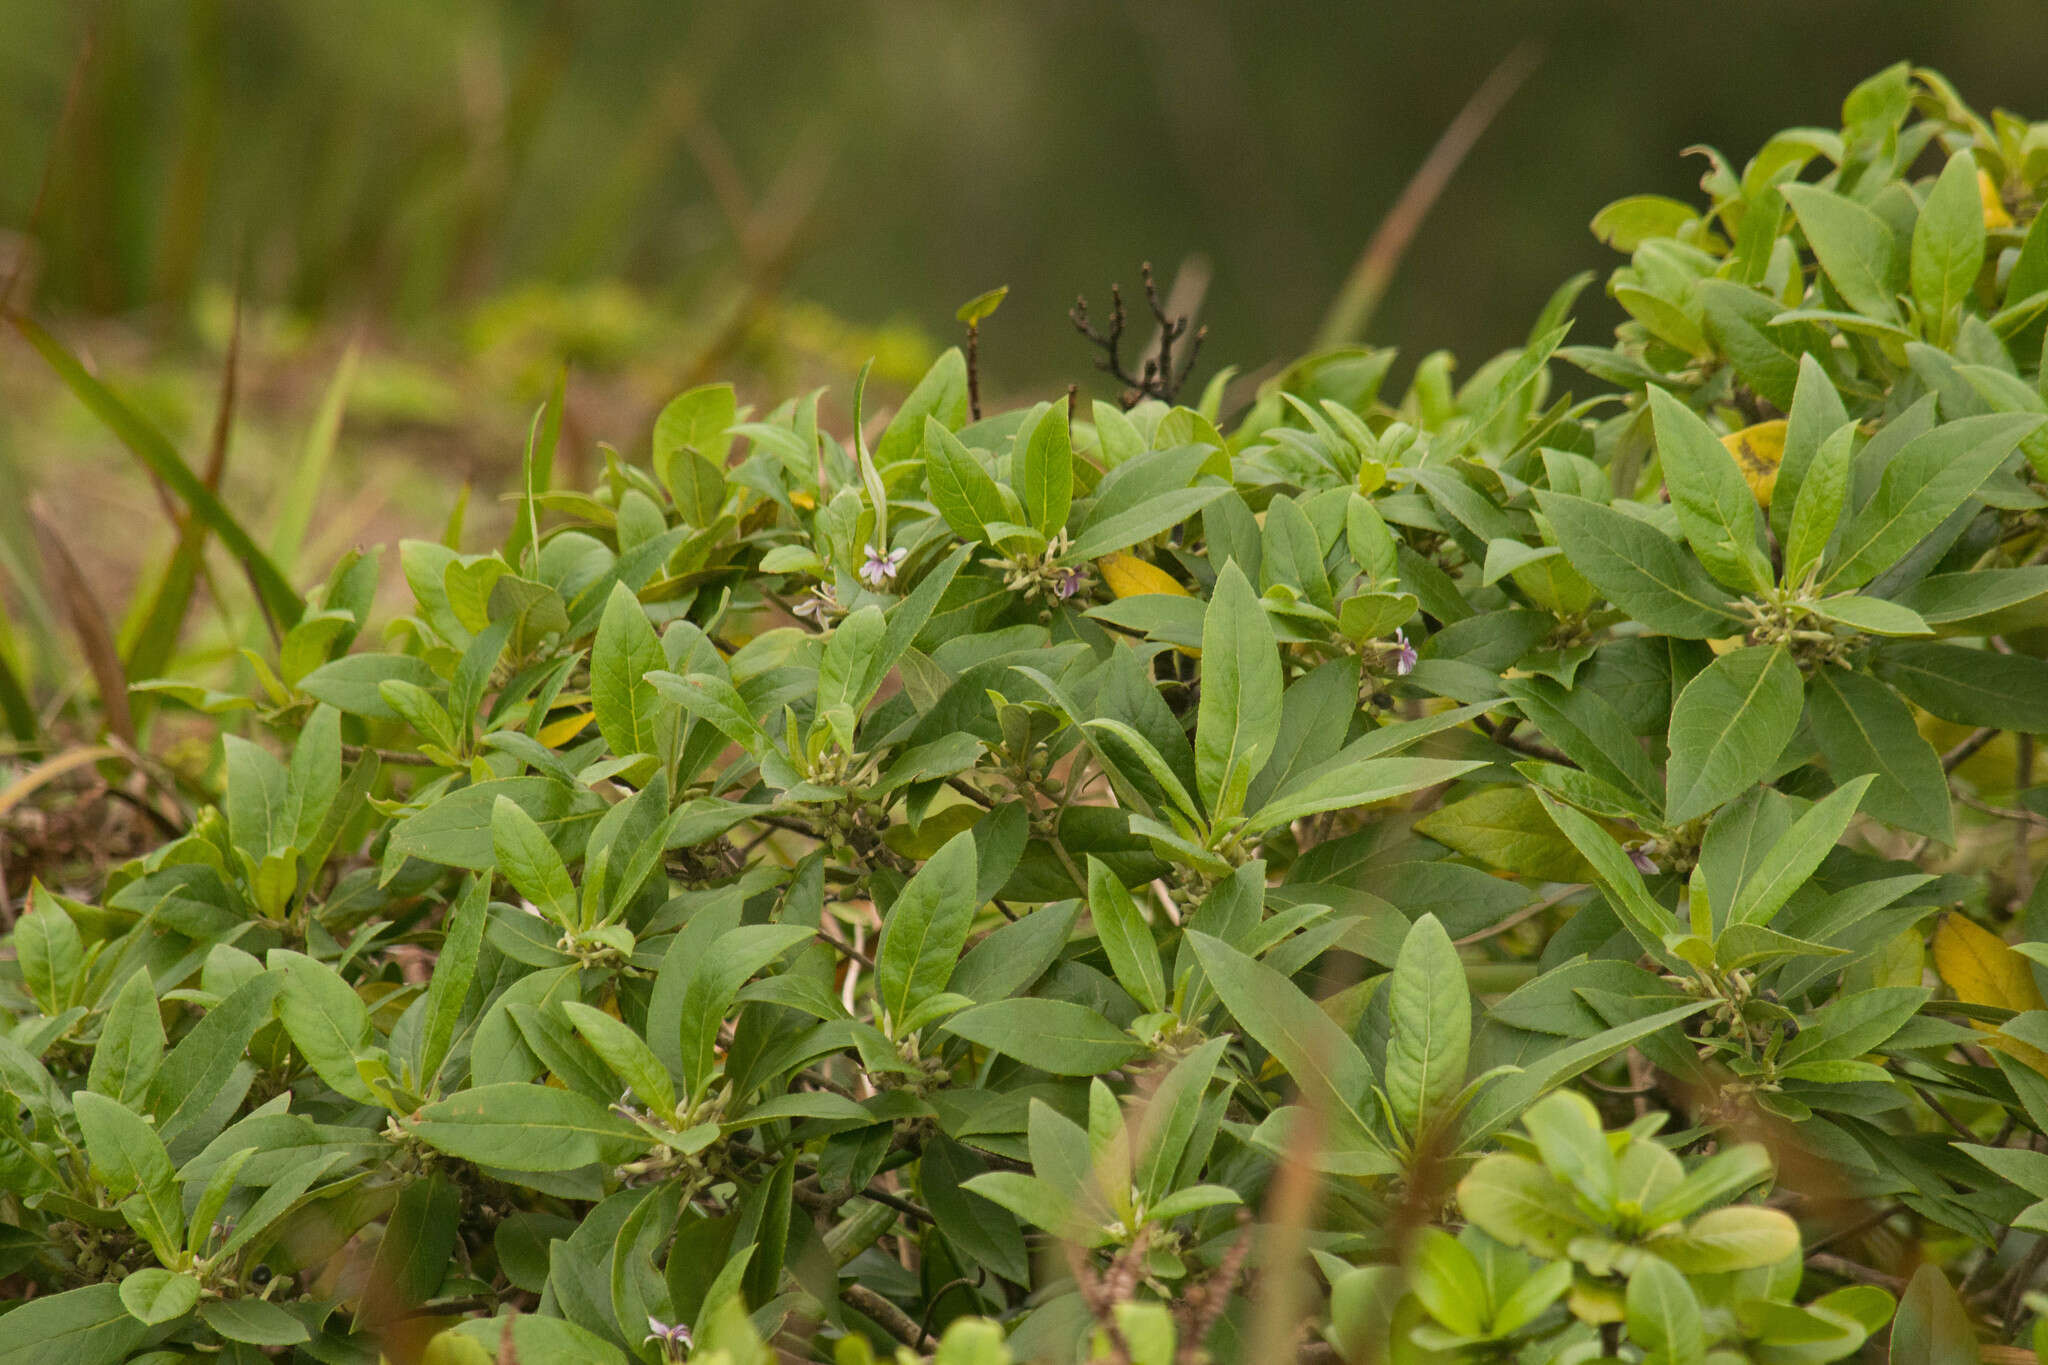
(1933, 913, 2048, 1076)
(1098, 552, 1189, 599)
(1720, 420, 1786, 508)
(1934, 913, 2047, 1013)
(1981, 169, 2014, 230)
(538, 710, 594, 748)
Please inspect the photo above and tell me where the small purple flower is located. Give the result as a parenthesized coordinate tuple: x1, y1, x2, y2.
(859, 543, 908, 589)
(1629, 846, 1658, 875)
(645, 1316, 693, 1357)
(1392, 629, 1417, 677)
(792, 585, 838, 624)
(1053, 567, 1086, 600)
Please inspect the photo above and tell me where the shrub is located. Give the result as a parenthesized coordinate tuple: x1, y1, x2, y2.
(11, 60, 2048, 1364)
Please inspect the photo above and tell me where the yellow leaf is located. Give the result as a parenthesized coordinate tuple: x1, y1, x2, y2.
(1934, 913, 2048, 1013)
(1098, 551, 1189, 599)
(1981, 169, 2014, 230)
(1720, 419, 1786, 509)
(1934, 914, 2048, 1077)
(538, 710, 594, 748)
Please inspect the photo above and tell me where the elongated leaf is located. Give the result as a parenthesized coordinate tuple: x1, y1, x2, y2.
(1825, 413, 2043, 590)
(1017, 401, 1073, 535)
(1910, 150, 1987, 345)
(410, 1083, 648, 1171)
(1781, 184, 1902, 321)
(1806, 667, 1953, 843)
(1185, 931, 1387, 1158)
(873, 830, 980, 1034)
(1649, 387, 1772, 592)
(943, 998, 1140, 1075)
(1087, 856, 1166, 1013)
(1726, 776, 1873, 929)
(1665, 645, 1802, 824)
(1384, 914, 1470, 1140)
(12, 315, 303, 627)
(1195, 562, 1283, 819)
(1535, 492, 1742, 638)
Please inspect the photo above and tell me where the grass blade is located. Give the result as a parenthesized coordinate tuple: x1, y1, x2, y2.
(269, 341, 358, 568)
(9, 314, 303, 630)
(125, 288, 243, 686)
(29, 499, 134, 744)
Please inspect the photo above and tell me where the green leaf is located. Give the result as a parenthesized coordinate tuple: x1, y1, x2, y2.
(73, 1092, 180, 1258)
(1872, 642, 2048, 732)
(118, 1268, 198, 1327)
(1726, 776, 1873, 928)
(0, 1283, 148, 1364)
(359, 1174, 460, 1323)
(1781, 183, 1903, 321)
(1665, 645, 1802, 824)
(1649, 387, 1773, 593)
(1626, 1258, 1705, 1365)
(1520, 1090, 1617, 1207)
(923, 419, 1007, 543)
(1456, 1154, 1588, 1256)
(1185, 931, 1389, 1163)
(1807, 667, 1954, 843)
(1016, 401, 1073, 535)
(1383, 914, 1470, 1140)
(591, 582, 668, 760)
(562, 1001, 676, 1115)
(942, 998, 1140, 1075)
(676, 924, 816, 1101)
(1784, 422, 1856, 587)
(1825, 413, 2044, 590)
(298, 652, 443, 721)
(86, 967, 163, 1109)
(1087, 856, 1166, 1013)
(1910, 151, 1987, 346)
(199, 1298, 310, 1347)
(879, 350, 969, 469)
(1889, 1264, 1978, 1365)
(1535, 794, 1679, 963)
(1406, 1228, 1486, 1338)
(1535, 492, 1743, 638)
(416, 877, 490, 1090)
(1644, 1205, 1800, 1273)
(873, 830, 979, 1034)
(409, 1083, 648, 1171)
(269, 948, 381, 1106)
(1195, 561, 1283, 819)
(653, 384, 735, 524)
(490, 796, 578, 930)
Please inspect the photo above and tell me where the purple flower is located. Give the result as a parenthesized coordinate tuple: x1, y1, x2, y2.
(859, 543, 908, 589)
(792, 585, 838, 624)
(645, 1317, 693, 1356)
(1628, 846, 1658, 875)
(1392, 629, 1417, 677)
(1053, 568, 1085, 600)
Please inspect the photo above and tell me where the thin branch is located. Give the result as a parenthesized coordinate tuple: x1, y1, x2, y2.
(1317, 40, 1544, 348)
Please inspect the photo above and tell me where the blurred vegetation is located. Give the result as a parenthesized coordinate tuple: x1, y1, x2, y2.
(10, 2, 2048, 376)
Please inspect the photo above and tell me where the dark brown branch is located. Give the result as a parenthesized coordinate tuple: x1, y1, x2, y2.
(1071, 261, 1208, 409)
(841, 1283, 925, 1351)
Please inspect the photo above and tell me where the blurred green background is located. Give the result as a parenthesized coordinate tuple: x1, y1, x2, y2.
(11, 0, 2048, 385)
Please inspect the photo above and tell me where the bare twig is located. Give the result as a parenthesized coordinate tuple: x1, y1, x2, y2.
(1805, 1252, 1907, 1294)
(1071, 261, 1208, 409)
(842, 1283, 925, 1351)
